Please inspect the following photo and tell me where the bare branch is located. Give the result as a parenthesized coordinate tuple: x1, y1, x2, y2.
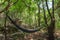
(52, 0, 55, 19)
(42, 0, 48, 26)
(6, 13, 43, 33)
(45, 0, 52, 19)
(10, 0, 18, 5)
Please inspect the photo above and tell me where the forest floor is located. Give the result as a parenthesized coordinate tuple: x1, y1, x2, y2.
(0, 29, 60, 40)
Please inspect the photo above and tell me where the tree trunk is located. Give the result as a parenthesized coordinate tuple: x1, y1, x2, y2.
(47, 19, 55, 40)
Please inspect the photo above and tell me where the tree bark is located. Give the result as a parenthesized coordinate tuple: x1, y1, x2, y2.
(47, 19, 55, 40)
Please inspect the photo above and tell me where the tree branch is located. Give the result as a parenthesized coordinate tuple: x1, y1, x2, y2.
(37, 3, 40, 27)
(0, 0, 18, 13)
(45, 0, 52, 19)
(6, 13, 42, 33)
(42, 0, 48, 26)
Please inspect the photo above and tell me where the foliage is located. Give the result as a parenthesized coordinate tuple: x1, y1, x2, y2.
(0, 0, 60, 40)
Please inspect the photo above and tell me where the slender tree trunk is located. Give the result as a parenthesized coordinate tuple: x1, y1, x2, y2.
(47, 19, 55, 40)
